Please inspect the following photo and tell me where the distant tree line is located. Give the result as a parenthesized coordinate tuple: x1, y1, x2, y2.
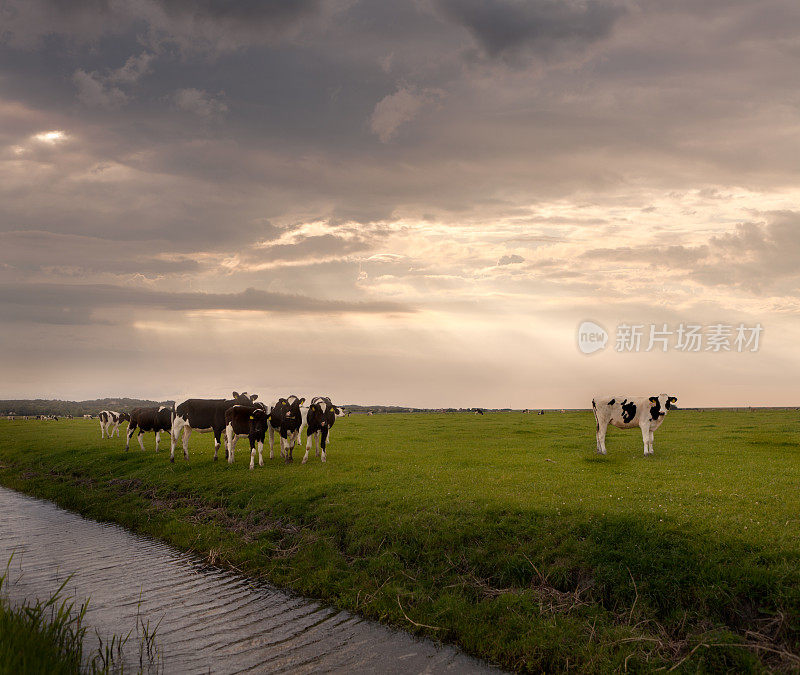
(1, 398, 173, 417)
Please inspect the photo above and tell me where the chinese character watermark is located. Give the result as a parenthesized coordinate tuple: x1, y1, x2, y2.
(577, 321, 763, 354)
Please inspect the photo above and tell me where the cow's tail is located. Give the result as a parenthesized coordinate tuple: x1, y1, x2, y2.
(591, 398, 599, 432)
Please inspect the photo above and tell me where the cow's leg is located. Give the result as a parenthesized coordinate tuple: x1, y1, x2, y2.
(226, 424, 235, 465)
(170, 418, 183, 463)
(125, 425, 135, 452)
(596, 418, 608, 454)
(257, 440, 264, 467)
(137, 431, 146, 452)
(227, 429, 236, 465)
(249, 437, 257, 470)
(111, 422, 118, 438)
(640, 422, 651, 456)
(302, 430, 313, 464)
(320, 427, 329, 463)
(154, 430, 161, 452)
(182, 426, 191, 461)
(212, 428, 222, 462)
(268, 426, 275, 460)
(100, 420, 106, 439)
(648, 428, 655, 456)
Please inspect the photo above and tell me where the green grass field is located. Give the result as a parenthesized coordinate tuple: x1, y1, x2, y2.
(0, 411, 798, 672)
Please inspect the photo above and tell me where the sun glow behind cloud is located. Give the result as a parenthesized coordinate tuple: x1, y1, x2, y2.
(33, 130, 67, 143)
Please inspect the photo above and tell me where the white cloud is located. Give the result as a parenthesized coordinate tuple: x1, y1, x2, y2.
(73, 69, 128, 109)
(370, 85, 442, 142)
(173, 88, 228, 118)
(109, 52, 156, 84)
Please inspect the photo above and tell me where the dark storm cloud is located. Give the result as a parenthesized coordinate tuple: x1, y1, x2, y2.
(434, 0, 626, 60)
(0, 283, 413, 325)
(1, 0, 328, 52)
(0, 230, 201, 279)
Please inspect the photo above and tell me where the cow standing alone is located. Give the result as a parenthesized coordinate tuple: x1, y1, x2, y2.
(592, 394, 677, 456)
(126, 406, 174, 452)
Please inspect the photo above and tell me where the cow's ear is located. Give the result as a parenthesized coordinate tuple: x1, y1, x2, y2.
(669, 396, 677, 403)
(299, 397, 306, 405)
(251, 394, 258, 401)
(232, 391, 240, 398)
(649, 396, 658, 403)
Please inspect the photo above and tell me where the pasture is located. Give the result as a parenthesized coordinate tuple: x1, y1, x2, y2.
(0, 410, 798, 672)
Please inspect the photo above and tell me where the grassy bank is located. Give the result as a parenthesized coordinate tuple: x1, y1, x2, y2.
(0, 562, 91, 675)
(0, 411, 798, 672)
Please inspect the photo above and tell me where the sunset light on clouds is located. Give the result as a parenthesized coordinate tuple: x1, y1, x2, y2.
(1, 0, 799, 407)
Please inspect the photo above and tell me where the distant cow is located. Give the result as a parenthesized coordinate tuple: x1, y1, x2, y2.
(126, 406, 174, 452)
(225, 405, 270, 469)
(302, 397, 340, 464)
(474, 408, 485, 415)
(592, 394, 678, 456)
(267, 395, 305, 462)
(99, 410, 130, 439)
(170, 391, 258, 463)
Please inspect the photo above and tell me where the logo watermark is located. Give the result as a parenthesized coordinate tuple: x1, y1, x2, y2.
(577, 322, 763, 354)
(577, 321, 609, 354)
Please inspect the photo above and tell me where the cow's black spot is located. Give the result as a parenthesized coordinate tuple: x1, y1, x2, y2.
(621, 401, 636, 423)
(650, 398, 662, 420)
(608, 399, 615, 405)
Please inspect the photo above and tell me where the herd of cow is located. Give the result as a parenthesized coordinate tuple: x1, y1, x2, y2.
(98, 391, 680, 464)
(99, 392, 344, 469)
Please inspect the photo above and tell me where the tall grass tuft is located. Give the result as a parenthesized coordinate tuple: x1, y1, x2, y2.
(0, 554, 87, 674)
(0, 554, 163, 674)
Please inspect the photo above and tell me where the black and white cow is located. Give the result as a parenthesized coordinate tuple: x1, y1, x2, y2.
(301, 396, 340, 464)
(267, 395, 305, 463)
(592, 394, 678, 456)
(126, 406, 174, 452)
(224, 405, 270, 469)
(99, 410, 130, 439)
(170, 391, 258, 463)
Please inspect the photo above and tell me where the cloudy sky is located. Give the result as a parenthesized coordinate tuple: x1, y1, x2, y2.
(1, 0, 799, 407)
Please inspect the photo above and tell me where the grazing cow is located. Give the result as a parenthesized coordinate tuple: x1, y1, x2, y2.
(475, 408, 485, 415)
(225, 405, 270, 469)
(99, 410, 130, 439)
(267, 395, 305, 462)
(126, 406, 174, 452)
(302, 397, 340, 464)
(170, 391, 258, 463)
(592, 394, 678, 456)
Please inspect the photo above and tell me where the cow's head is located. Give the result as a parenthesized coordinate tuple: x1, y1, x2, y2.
(250, 408, 269, 434)
(648, 394, 677, 420)
(119, 412, 131, 422)
(232, 391, 258, 405)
